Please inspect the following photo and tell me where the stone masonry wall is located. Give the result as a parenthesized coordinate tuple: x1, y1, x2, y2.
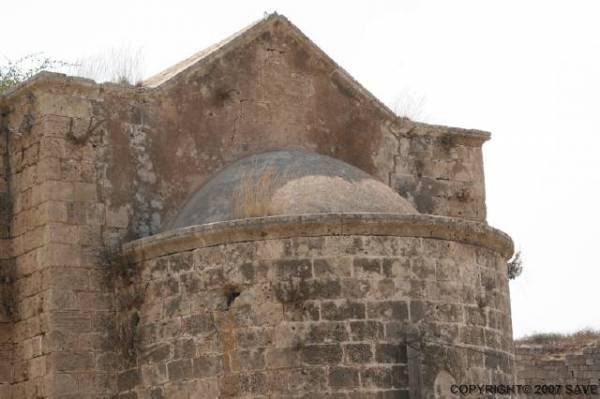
(117, 234, 514, 398)
(2, 14, 490, 246)
(0, 103, 13, 397)
(8, 77, 489, 249)
(141, 15, 489, 226)
(516, 340, 600, 398)
(1, 93, 52, 397)
(390, 126, 487, 221)
(0, 88, 124, 397)
(0, 14, 499, 398)
(0, 69, 490, 397)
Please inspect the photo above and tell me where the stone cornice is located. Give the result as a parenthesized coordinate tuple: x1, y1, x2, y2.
(122, 213, 513, 262)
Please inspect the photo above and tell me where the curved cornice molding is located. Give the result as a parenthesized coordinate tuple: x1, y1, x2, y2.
(122, 213, 514, 262)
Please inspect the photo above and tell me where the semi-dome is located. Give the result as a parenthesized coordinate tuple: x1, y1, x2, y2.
(165, 150, 417, 230)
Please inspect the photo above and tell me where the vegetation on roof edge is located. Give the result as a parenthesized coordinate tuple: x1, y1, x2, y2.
(516, 328, 600, 344)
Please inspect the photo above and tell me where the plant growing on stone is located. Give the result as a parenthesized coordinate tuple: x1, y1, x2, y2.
(0, 272, 14, 321)
(0, 53, 70, 93)
(97, 244, 135, 284)
(232, 166, 282, 219)
(391, 87, 428, 121)
(0, 46, 146, 94)
(71, 45, 145, 85)
(507, 250, 523, 280)
(518, 328, 600, 345)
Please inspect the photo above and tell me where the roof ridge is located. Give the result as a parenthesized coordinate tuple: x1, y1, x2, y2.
(143, 13, 279, 88)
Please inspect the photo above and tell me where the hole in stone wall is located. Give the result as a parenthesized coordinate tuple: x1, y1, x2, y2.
(225, 288, 241, 310)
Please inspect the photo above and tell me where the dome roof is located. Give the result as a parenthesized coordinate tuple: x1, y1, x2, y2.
(165, 150, 417, 230)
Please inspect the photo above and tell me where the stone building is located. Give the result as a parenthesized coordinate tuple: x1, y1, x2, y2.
(0, 14, 517, 398)
(516, 336, 600, 398)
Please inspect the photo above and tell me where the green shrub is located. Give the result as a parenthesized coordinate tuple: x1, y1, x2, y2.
(0, 53, 69, 93)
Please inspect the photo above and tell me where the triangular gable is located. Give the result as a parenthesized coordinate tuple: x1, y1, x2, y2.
(143, 13, 398, 122)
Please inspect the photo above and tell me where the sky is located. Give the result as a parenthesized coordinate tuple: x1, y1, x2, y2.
(2, 0, 599, 338)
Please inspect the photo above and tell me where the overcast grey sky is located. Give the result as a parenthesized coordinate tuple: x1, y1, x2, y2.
(2, 0, 599, 338)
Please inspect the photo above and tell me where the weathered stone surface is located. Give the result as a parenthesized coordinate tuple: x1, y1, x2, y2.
(0, 12, 517, 399)
(515, 338, 600, 398)
(166, 150, 417, 229)
(117, 230, 514, 397)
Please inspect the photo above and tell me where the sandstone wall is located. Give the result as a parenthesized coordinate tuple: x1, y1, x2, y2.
(1, 94, 54, 397)
(0, 14, 502, 398)
(0, 75, 495, 397)
(7, 77, 489, 248)
(0, 89, 123, 397)
(117, 219, 514, 398)
(0, 104, 13, 396)
(140, 16, 489, 225)
(516, 340, 600, 398)
(0, 15, 490, 246)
